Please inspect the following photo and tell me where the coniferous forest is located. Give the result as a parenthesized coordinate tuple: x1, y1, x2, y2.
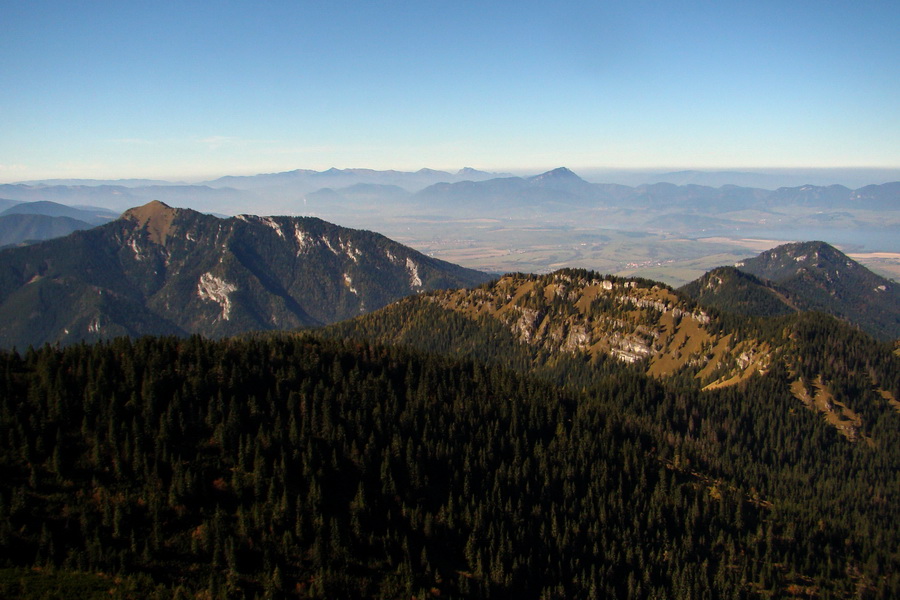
(1, 325, 899, 598)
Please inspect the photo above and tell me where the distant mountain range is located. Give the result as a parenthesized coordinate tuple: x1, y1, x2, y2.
(0, 200, 119, 223)
(0, 201, 489, 348)
(3, 167, 897, 218)
(406, 168, 900, 214)
(1, 167, 897, 284)
(0, 183, 252, 215)
(203, 166, 505, 192)
(639, 168, 900, 189)
(0, 201, 120, 247)
(0, 168, 506, 216)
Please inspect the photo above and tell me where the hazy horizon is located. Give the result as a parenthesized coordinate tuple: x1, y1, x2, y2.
(6, 165, 900, 191)
(2, 1, 898, 184)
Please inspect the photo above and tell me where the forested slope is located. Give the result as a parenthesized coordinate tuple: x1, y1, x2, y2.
(1, 333, 899, 598)
(0, 201, 490, 348)
(329, 268, 900, 442)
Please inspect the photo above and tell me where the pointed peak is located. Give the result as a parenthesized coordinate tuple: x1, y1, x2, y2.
(123, 199, 175, 214)
(122, 200, 180, 245)
(546, 166, 578, 176)
(529, 167, 584, 182)
(758, 240, 846, 262)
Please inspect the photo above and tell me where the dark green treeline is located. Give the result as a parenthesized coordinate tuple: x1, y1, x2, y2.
(0, 333, 898, 598)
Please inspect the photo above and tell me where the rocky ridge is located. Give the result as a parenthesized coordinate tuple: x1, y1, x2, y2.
(423, 270, 772, 387)
(0, 201, 490, 347)
(337, 265, 898, 443)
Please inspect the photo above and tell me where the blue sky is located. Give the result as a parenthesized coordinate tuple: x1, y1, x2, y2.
(1, 1, 898, 182)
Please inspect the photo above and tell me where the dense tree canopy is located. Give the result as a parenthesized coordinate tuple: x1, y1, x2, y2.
(1, 330, 898, 598)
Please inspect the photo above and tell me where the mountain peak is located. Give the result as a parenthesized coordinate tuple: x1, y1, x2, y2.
(744, 241, 849, 274)
(722, 240, 900, 340)
(530, 167, 581, 182)
(122, 200, 181, 245)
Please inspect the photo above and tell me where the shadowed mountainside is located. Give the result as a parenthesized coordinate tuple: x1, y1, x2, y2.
(680, 242, 900, 341)
(0, 201, 490, 348)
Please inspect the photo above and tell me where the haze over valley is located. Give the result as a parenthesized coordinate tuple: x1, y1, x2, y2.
(3, 166, 899, 286)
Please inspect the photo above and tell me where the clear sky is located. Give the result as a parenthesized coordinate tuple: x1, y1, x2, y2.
(1, 0, 898, 182)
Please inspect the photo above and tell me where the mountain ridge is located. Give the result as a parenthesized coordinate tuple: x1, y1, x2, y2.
(0, 201, 490, 348)
(331, 268, 764, 384)
(0, 214, 94, 248)
(6, 168, 897, 215)
(0, 199, 118, 224)
(327, 263, 900, 443)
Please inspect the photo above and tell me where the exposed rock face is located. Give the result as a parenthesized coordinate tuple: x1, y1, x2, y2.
(422, 270, 769, 385)
(197, 272, 238, 321)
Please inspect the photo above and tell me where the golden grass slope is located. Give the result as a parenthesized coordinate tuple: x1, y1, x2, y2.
(428, 271, 772, 386)
(121, 200, 179, 245)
